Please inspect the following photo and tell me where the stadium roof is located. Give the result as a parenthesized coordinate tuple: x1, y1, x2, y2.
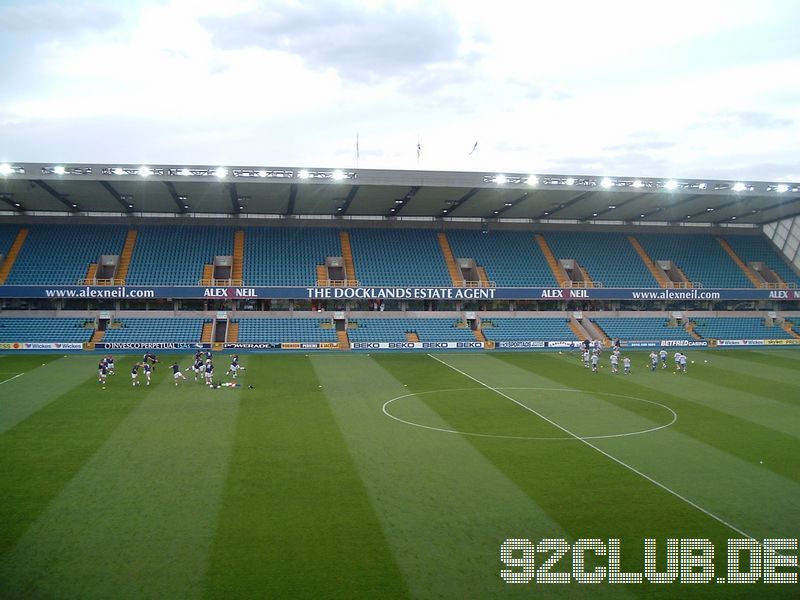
(1, 162, 799, 227)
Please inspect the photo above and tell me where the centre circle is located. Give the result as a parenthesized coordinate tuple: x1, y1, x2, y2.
(382, 387, 677, 440)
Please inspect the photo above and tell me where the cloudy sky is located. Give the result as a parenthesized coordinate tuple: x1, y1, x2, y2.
(1, 0, 799, 181)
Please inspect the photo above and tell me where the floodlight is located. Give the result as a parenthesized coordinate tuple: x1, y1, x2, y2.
(258, 170, 267, 178)
(632, 180, 643, 188)
(113, 167, 125, 175)
(731, 216, 737, 220)
(527, 175, 539, 185)
(494, 174, 507, 185)
(732, 182, 746, 192)
(664, 180, 678, 190)
(179, 168, 191, 177)
(640, 214, 645, 218)
(504, 202, 513, 206)
(776, 183, 789, 193)
(608, 205, 616, 209)
(565, 177, 575, 185)
(331, 170, 345, 181)
(0, 164, 13, 175)
(600, 177, 613, 188)
(54, 165, 66, 175)
(139, 166, 152, 177)
(298, 169, 310, 179)
(214, 167, 228, 178)
(592, 212, 598, 217)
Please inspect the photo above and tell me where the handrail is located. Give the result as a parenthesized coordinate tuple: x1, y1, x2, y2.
(457, 280, 497, 288)
(198, 278, 244, 286)
(77, 278, 121, 286)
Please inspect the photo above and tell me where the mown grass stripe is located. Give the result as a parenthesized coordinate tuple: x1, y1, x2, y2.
(0, 355, 93, 434)
(0, 354, 239, 599)
(204, 355, 407, 599)
(0, 363, 145, 561)
(311, 354, 577, 599)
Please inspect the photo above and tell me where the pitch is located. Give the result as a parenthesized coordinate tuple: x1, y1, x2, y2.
(0, 350, 798, 598)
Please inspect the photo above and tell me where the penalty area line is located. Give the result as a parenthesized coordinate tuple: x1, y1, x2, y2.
(427, 353, 755, 541)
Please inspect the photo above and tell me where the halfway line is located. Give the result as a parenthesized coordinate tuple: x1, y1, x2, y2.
(428, 353, 755, 540)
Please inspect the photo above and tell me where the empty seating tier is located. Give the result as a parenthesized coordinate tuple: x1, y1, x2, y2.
(545, 232, 658, 288)
(446, 231, 556, 287)
(691, 317, 794, 340)
(636, 234, 752, 288)
(125, 226, 234, 286)
(243, 228, 340, 286)
(592, 318, 694, 341)
(723, 235, 800, 287)
(102, 318, 205, 342)
(236, 318, 337, 343)
(348, 319, 474, 342)
(349, 229, 451, 287)
(5, 225, 127, 285)
(480, 318, 575, 341)
(0, 318, 93, 342)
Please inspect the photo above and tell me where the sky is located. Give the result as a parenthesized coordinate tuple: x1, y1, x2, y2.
(1, 0, 799, 181)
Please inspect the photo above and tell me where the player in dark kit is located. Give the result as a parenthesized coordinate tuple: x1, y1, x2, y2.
(131, 362, 141, 386)
(98, 360, 108, 384)
(171, 362, 186, 386)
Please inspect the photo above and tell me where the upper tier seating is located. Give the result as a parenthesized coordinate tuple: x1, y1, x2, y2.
(125, 226, 233, 286)
(481, 318, 575, 341)
(102, 318, 205, 342)
(347, 318, 475, 342)
(0, 224, 20, 257)
(5, 225, 127, 285)
(636, 234, 752, 288)
(243, 228, 340, 286)
(723, 235, 800, 287)
(545, 232, 658, 287)
(0, 318, 93, 342)
(446, 231, 556, 287)
(236, 318, 337, 343)
(592, 318, 694, 341)
(349, 229, 451, 287)
(691, 317, 794, 340)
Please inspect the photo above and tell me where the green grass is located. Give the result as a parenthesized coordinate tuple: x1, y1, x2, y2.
(0, 349, 798, 598)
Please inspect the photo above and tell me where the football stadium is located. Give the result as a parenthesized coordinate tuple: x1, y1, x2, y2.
(1, 162, 799, 598)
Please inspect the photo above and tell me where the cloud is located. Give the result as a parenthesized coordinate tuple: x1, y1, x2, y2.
(201, 0, 463, 82)
(726, 111, 793, 129)
(1, 1, 126, 40)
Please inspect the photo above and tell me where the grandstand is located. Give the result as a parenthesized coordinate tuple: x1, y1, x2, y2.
(0, 162, 797, 349)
